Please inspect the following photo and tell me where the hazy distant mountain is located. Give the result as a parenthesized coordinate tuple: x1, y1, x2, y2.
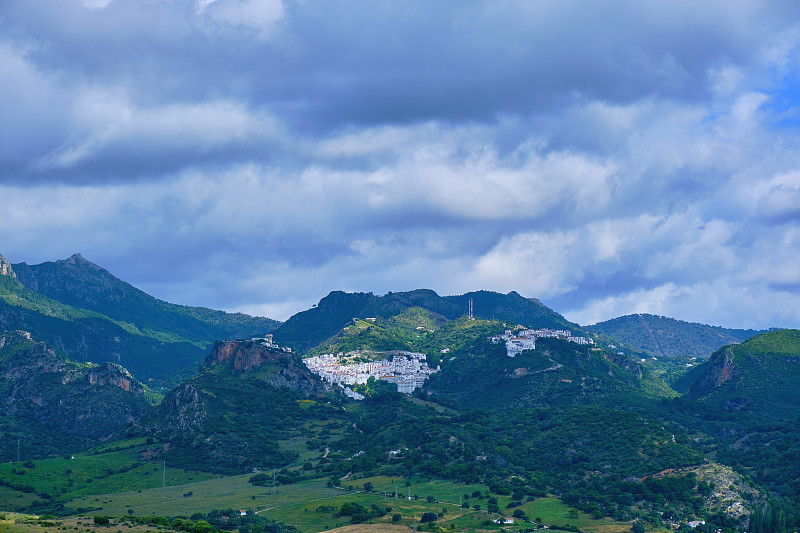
(585, 313, 766, 358)
(274, 289, 582, 353)
(1, 253, 279, 385)
(687, 329, 800, 420)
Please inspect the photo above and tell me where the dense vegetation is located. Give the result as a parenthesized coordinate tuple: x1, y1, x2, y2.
(586, 314, 766, 359)
(0, 331, 153, 460)
(1, 255, 277, 385)
(12, 254, 280, 348)
(688, 330, 800, 420)
(4, 253, 800, 533)
(274, 289, 582, 353)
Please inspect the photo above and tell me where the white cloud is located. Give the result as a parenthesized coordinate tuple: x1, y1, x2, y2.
(78, 0, 114, 9)
(707, 66, 744, 97)
(35, 93, 280, 170)
(199, 0, 285, 35)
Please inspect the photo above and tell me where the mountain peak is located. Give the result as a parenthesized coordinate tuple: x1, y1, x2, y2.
(0, 253, 16, 278)
(64, 252, 93, 266)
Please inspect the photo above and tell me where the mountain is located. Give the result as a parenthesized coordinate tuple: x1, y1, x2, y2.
(586, 313, 766, 358)
(687, 329, 800, 419)
(131, 339, 337, 474)
(0, 330, 151, 459)
(274, 289, 581, 353)
(424, 327, 676, 410)
(0, 253, 279, 385)
(12, 253, 279, 344)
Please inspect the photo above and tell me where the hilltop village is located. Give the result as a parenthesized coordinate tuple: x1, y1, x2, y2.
(491, 328, 593, 356)
(303, 351, 439, 398)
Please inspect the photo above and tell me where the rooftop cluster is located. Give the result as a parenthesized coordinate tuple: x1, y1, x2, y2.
(303, 351, 439, 397)
(491, 328, 593, 357)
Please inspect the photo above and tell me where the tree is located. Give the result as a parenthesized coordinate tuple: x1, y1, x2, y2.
(421, 512, 437, 523)
(363, 481, 374, 492)
(392, 514, 402, 522)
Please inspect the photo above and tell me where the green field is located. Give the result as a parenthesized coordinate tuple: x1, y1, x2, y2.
(56, 472, 632, 533)
(0, 438, 634, 533)
(0, 440, 220, 510)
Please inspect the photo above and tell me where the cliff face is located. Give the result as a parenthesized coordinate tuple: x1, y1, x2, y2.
(603, 351, 643, 379)
(132, 340, 330, 474)
(86, 362, 145, 395)
(205, 339, 324, 396)
(0, 254, 15, 278)
(689, 346, 741, 397)
(0, 331, 149, 439)
(684, 330, 800, 419)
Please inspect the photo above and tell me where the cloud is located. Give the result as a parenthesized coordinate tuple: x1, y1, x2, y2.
(78, 0, 114, 9)
(34, 93, 280, 172)
(197, 0, 285, 35)
(2, 1, 800, 329)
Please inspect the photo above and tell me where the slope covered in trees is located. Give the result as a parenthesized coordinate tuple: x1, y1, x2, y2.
(586, 313, 765, 358)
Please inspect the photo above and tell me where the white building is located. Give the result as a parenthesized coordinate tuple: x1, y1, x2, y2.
(505, 337, 536, 357)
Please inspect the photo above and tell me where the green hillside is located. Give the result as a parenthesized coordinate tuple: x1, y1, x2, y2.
(298, 307, 673, 411)
(586, 313, 765, 358)
(688, 329, 800, 419)
(307, 307, 446, 355)
(130, 339, 343, 475)
(12, 254, 279, 344)
(0, 253, 279, 385)
(0, 331, 153, 461)
(426, 334, 676, 410)
(275, 289, 581, 353)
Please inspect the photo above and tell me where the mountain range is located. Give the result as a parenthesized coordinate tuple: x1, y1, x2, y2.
(272, 288, 582, 353)
(0, 253, 278, 386)
(2, 251, 800, 533)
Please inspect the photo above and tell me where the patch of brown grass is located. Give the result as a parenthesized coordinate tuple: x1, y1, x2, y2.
(323, 525, 413, 533)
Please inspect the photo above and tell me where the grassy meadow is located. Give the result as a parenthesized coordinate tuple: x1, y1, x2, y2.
(0, 441, 634, 533)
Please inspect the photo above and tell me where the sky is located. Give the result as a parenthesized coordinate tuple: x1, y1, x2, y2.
(2, 1, 800, 329)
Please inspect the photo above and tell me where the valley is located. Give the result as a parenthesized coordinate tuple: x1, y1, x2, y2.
(0, 253, 799, 533)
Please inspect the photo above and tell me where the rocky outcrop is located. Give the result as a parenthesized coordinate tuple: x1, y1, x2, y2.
(604, 351, 643, 379)
(131, 339, 331, 473)
(0, 254, 16, 278)
(0, 331, 149, 439)
(205, 339, 325, 396)
(666, 461, 763, 520)
(151, 383, 206, 434)
(87, 362, 145, 395)
(689, 346, 740, 397)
